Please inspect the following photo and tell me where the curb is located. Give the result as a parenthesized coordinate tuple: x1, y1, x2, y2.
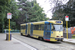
(63, 41, 75, 45)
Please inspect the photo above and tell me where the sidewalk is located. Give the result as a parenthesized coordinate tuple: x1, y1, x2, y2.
(0, 34, 37, 50)
(63, 38, 75, 44)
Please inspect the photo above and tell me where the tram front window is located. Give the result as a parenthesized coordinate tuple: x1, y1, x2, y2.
(53, 25, 63, 31)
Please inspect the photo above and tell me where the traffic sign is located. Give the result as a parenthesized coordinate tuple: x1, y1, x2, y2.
(65, 15, 69, 39)
(7, 13, 12, 19)
(65, 16, 69, 21)
(7, 13, 12, 41)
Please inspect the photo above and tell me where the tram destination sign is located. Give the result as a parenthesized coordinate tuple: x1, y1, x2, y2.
(56, 21, 61, 23)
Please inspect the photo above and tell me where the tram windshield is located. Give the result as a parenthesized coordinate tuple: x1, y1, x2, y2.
(53, 25, 63, 31)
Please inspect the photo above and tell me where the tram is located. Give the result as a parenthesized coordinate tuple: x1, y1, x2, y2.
(20, 20, 63, 41)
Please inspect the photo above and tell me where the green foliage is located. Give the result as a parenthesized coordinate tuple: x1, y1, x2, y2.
(0, 0, 19, 32)
(17, 0, 47, 24)
(52, 0, 75, 27)
(29, 2, 46, 22)
(0, 0, 48, 32)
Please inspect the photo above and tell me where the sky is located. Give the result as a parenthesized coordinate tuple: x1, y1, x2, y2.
(36, 0, 69, 19)
(36, 0, 52, 19)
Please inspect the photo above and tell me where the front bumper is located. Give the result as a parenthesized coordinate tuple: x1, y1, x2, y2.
(55, 38, 63, 41)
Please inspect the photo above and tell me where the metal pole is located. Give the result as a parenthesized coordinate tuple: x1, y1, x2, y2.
(9, 19, 10, 41)
(66, 21, 68, 39)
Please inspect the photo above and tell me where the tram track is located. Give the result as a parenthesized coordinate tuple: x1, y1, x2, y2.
(12, 33, 75, 50)
(12, 34, 56, 50)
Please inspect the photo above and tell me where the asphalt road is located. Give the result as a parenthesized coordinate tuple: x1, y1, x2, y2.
(12, 33, 75, 50)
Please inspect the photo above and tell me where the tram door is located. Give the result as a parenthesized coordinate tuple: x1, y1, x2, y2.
(44, 23, 51, 40)
(30, 24, 33, 36)
(25, 24, 27, 35)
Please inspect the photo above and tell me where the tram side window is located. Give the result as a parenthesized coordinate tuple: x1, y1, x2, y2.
(21, 26, 23, 29)
(33, 25, 39, 30)
(40, 24, 44, 30)
(21, 26, 26, 29)
(33, 24, 44, 30)
(21, 26, 22, 29)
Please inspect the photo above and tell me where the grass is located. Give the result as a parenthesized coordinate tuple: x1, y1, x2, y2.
(72, 36, 75, 39)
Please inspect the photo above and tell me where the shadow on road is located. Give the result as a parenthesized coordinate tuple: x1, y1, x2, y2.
(23, 35, 62, 44)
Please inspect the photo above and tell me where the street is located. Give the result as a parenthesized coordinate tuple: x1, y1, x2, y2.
(12, 33, 75, 50)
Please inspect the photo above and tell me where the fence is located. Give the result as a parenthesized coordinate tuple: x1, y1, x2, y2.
(4, 30, 20, 33)
(63, 27, 72, 38)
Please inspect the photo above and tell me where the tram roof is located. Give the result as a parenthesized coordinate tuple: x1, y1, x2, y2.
(20, 20, 63, 25)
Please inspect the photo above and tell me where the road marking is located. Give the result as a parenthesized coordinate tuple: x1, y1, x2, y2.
(12, 37, 37, 50)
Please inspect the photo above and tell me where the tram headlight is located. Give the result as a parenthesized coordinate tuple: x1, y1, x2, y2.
(57, 36, 59, 37)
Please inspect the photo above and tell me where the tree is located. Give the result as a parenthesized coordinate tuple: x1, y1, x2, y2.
(0, 0, 11, 32)
(51, 0, 75, 27)
(17, 0, 48, 24)
(28, 2, 46, 22)
(0, 0, 19, 32)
